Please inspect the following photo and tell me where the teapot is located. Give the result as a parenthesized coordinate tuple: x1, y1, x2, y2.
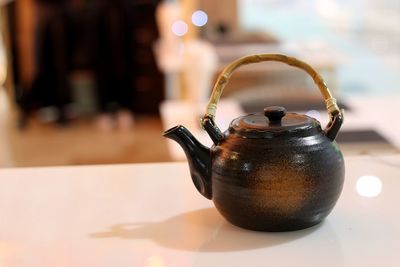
(163, 54, 344, 232)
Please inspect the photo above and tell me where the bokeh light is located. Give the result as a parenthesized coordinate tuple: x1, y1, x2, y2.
(171, 20, 188, 36)
(356, 175, 383, 198)
(306, 110, 321, 121)
(191, 10, 208, 27)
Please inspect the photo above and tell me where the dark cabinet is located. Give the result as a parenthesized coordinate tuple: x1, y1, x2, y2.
(6, 0, 164, 122)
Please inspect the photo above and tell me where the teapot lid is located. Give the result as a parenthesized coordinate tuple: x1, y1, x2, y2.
(229, 106, 321, 138)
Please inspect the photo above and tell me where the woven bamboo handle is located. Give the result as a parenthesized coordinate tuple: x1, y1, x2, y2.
(202, 54, 341, 124)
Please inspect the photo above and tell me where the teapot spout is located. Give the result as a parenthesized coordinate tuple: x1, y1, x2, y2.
(163, 125, 212, 199)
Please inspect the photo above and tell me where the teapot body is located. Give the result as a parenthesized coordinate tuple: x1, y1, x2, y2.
(211, 128, 345, 231)
(163, 54, 346, 232)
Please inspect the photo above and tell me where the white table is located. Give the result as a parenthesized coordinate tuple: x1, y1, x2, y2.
(1, 155, 400, 266)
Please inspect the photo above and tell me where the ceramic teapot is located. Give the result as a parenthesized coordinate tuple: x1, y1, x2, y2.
(163, 54, 344, 232)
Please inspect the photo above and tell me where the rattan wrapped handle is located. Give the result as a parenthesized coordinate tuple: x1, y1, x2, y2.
(202, 54, 341, 124)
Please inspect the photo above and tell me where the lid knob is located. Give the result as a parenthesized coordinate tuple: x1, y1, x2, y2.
(264, 106, 286, 124)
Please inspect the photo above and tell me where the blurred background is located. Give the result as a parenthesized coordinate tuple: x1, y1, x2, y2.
(0, 0, 399, 167)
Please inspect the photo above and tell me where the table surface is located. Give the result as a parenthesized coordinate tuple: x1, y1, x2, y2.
(1, 155, 400, 267)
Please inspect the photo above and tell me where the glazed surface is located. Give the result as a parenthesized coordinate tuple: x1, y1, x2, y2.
(211, 130, 345, 231)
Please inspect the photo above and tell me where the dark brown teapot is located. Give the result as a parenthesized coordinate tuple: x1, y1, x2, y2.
(163, 54, 344, 232)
